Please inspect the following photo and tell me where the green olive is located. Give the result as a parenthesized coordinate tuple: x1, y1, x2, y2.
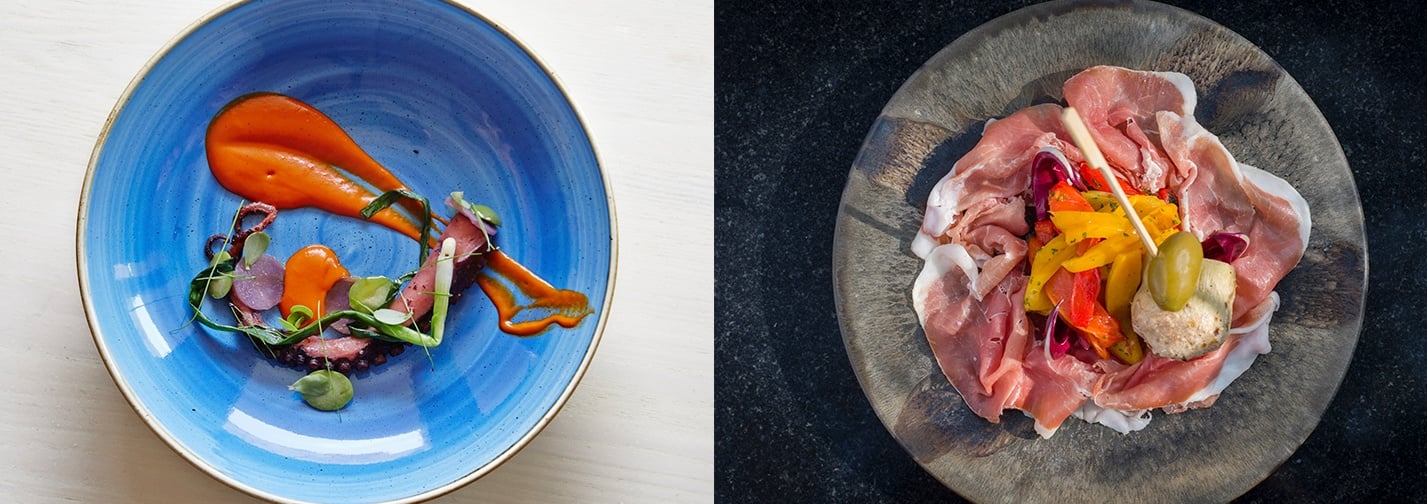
(289, 370, 354, 411)
(1148, 231, 1203, 311)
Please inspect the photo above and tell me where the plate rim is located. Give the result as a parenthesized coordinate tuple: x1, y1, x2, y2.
(74, 0, 620, 502)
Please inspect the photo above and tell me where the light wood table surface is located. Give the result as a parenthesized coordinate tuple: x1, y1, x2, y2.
(0, 1, 712, 502)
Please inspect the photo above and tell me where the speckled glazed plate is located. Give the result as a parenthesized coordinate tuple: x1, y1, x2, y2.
(78, 0, 614, 502)
(832, 1, 1365, 502)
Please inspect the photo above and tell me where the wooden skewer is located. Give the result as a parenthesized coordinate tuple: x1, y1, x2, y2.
(1061, 107, 1159, 256)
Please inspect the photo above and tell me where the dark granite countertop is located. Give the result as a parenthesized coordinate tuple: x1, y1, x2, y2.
(716, 0, 1427, 501)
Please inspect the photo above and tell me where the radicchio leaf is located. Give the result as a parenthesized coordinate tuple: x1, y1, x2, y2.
(1201, 232, 1250, 263)
(1044, 301, 1072, 359)
(1032, 147, 1084, 221)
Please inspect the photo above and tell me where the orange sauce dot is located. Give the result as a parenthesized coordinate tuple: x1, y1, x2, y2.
(279, 245, 350, 323)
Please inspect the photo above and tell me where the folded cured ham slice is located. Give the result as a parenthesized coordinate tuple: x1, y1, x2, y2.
(913, 245, 1100, 436)
(912, 103, 1084, 267)
(1062, 65, 1195, 193)
(911, 65, 1309, 436)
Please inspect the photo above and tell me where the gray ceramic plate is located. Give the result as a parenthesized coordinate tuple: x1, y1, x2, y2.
(832, 1, 1367, 502)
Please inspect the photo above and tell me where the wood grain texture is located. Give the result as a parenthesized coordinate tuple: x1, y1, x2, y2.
(0, 0, 712, 502)
(833, 1, 1364, 502)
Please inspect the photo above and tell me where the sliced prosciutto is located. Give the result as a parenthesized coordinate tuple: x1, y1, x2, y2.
(1062, 65, 1195, 193)
(913, 246, 1098, 435)
(911, 65, 1309, 436)
(912, 103, 1085, 266)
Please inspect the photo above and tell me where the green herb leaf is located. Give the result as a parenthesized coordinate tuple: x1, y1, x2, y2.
(348, 276, 393, 314)
(372, 308, 411, 325)
(242, 231, 270, 267)
(204, 251, 235, 298)
(290, 370, 353, 411)
(280, 305, 314, 332)
(206, 276, 233, 299)
(450, 191, 502, 226)
(470, 204, 501, 226)
(289, 371, 332, 396)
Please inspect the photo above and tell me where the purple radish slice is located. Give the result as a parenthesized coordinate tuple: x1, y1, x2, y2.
(231, 254, 284, 311)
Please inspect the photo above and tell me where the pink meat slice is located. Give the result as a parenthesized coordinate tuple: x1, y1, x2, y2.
(913, 103, 1084, 262)
(1091, 333, 1246, 411)
(913, 103, 1096, 433)
(296, 334, 370, 361)
(1021, 332, 1102, 432)
(389, 212, 490, 319)
(1063, 65, 1195, 192)
(920, 266, 1023, 421)
(919, 259, 1098, 433)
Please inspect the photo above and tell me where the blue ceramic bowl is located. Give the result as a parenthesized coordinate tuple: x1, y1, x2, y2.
(77, 1, 614, 502)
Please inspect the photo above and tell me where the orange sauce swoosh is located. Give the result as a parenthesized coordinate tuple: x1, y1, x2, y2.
(476, 250, 593, 336)
(205, 93, 424, 240)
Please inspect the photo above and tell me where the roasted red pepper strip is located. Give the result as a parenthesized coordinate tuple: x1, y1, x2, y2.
(1067, 267, 1099, 326)
(1044, 268, 1125, 360)
(1034, 219, 1057, 244)
(1047, 180, 1095, 213)
(1078, 161, 1142, 195)
(1156, 187, 1176, 205)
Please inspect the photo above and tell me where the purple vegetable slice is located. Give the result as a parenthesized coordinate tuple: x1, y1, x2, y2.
(1044, 301, 1072, 359)
(323, 277, 357, 334)
(1201, 232, 1250, 263)
(1032, 146, 1085, 221)
(231, 253, 284, 311)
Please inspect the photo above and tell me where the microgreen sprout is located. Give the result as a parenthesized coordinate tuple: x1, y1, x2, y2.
(450, 191, 501, 226)
(449, 191, 500, 252)
(206, 251, 235, 298)
(242, 231, 270, 267)
(348, 276, 394, 314)
(281, 305, 314, 332)
(372, 308, 411, 326)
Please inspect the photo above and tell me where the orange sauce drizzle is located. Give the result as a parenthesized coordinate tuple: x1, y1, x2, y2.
(476, 250, 593, 336)
(205, 93, 424, 240)
(279, 245, 350, 322)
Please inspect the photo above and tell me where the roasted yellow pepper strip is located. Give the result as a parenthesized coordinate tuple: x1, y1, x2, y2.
(1048, 211, 1133, 245)
(1081, 190, 1119, 212)
(1130, 196, 1181, 242)
(1061, 235, 1139, 272)
(1104, 252, 1142, 318)
(1025, 234, 1077, 313)
(1105, 252, 1145, 364)
(1076, 193, 1182, 245)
